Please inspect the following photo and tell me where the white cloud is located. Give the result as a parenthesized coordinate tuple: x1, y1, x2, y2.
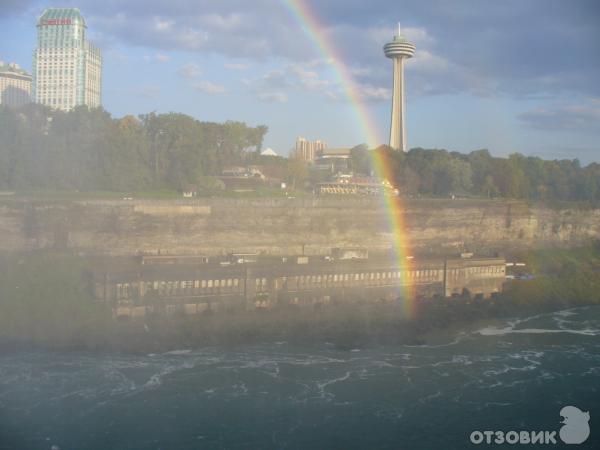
(198, 13, 243, 31)
(289, 65, 331, 91)
(367, 25, 436, 48)
(518, 101, 600, 131)
(246, 57, 395, 103)
(257, 92, 288, 103)
(245, 62, 335, 102)
(355, 83, 391, 101)
(224, 63, 250, 70)
(191, 80, 227, 95)
(177, 63, 202, 78)
(408, 50, 449, 73)
(153, 16, 174, 32)
(326, 82, 390, 102)
(71, 1, 600, 100)
(143, 53, 170, 63)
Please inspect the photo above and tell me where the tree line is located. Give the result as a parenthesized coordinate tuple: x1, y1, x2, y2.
(351, 145, 599, 203)
(0, 105, 598, 202)
(0, 104, 268, 192)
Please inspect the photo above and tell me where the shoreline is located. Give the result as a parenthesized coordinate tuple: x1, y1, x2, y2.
(0, 244, 598, 354)
(0, 300, 596, 356)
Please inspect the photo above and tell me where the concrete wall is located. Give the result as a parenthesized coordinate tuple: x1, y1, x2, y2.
(1, 198, 599, 256)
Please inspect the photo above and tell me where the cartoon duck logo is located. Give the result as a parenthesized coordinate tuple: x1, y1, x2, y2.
(559, 406, 590, 444)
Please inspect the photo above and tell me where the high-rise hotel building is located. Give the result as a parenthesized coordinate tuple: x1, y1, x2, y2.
(33, 8, 102, 111)
(295, 137, 326, 163)
(0, 61, 32, 107)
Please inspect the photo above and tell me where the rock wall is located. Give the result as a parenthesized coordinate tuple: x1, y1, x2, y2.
(1, 198, 598, 256)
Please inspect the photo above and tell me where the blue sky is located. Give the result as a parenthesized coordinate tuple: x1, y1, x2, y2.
(1, 0, 599, 163)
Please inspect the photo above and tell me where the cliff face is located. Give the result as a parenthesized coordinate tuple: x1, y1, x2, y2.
(0, 198, 598, 256)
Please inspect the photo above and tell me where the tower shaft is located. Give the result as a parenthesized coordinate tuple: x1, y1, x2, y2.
(384, 29, 414, 151)
(389, 57, 406, 151)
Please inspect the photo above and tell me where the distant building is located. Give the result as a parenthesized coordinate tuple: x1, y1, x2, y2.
(0, 61, 32, 107)
(295, 137, 325, 163)
(33, 8, 102, 111)
(314, 147, 352, 173)
(316, 174, 396, 196)
(260, 147, 278, 157)
(182, 185, 198, 198)
(219, 166, 267, 191)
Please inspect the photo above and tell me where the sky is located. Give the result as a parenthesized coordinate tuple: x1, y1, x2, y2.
(1, 0, 599, 163)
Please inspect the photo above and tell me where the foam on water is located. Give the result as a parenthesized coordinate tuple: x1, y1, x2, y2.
(1, 306, 599, 449)
(476, 307, 600, 336)
(478, 326, 599, 336)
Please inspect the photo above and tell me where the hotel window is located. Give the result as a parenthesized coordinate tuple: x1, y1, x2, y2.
(208, 280, 213, 288)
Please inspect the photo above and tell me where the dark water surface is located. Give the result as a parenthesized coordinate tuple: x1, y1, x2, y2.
(1, 306, 599, 449)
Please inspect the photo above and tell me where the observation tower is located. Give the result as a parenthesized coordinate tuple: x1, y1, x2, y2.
(383, 24, 415, 151)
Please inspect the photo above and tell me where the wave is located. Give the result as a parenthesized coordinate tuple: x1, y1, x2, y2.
(477, 306, 600, 337)
(554, 309, 578, 317)
(315, 371, 352, 400)
(477, 327, 598, 336)
(403, 333, 469, 349)
(162, 349, 193, 355)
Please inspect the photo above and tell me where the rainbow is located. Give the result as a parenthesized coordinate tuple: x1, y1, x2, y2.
(282, 0, 417, 317)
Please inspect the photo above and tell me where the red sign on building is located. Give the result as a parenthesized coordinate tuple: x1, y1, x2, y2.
(41, 19, 72, 26)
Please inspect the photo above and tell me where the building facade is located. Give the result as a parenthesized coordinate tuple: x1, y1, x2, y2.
(90, 253, 506, 318)
(295, 137, 326, 163)
(33, 8, 102, 111)
(0, 61, 32, 107)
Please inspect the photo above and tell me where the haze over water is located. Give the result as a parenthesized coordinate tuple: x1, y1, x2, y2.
(0, 306, 598, 449)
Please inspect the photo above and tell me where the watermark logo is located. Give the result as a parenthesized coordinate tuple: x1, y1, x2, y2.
(559, 406, 590, 445)
(470, 405, 591, 445)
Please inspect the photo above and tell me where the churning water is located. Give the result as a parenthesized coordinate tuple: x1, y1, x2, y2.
(1, 306, 599, 449)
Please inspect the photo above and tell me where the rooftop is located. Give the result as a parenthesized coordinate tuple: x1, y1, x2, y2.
(392, 34, 412, 44)
(0, 61, 31, 77)
(38, 8, 86, 26)
(320, 147, 352, 156)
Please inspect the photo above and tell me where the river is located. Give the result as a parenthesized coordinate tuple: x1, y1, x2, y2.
(1, 306, 598, 449)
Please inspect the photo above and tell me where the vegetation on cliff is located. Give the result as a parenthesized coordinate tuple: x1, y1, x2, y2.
(363, 146, 600, 203)
(0, 104, 268, 192)
(1, 105, 598, 203)
(0, 244, 598, 352)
